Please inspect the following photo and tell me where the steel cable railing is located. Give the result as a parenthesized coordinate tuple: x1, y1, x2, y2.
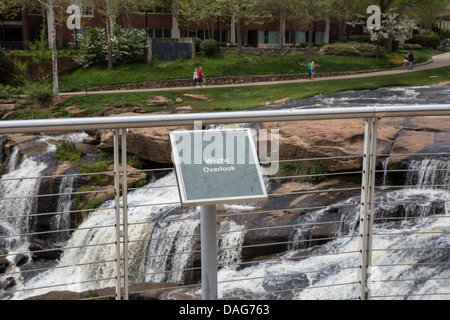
(0, 107, 448, 300)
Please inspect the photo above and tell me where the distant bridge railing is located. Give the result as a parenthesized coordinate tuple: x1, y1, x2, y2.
(0, 105, 449, 300)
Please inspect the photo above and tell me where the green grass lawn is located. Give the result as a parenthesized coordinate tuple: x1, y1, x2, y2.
(53, 64, 450, 116)
(57, 49, 442, 92)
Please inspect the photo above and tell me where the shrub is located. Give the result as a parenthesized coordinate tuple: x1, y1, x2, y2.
(319, 42, 383, 57)
(192, 37, 202, 52)
(0, 50, 13, 84)
(28, 23, 52, 65)
(76, 26, 147, 68)
(23, 80, 52, 104)
(400, 43, 423, 50)
(406, 34, 441, 48)
(111, 25, 147, 64)
(55, 140, 84, 164)
(200, 39, 219, 56)
(75, 27, 107, 68)
(0, 84, 21, 99)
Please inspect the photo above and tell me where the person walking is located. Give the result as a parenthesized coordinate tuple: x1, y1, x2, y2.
(197, 67, 205, 87)
(306, 61, 312, 79)
(310, 61, 316, 80)
(193, 68, 198, 87)
(403, 52, 409, 69)
(408, 52, 415, 70)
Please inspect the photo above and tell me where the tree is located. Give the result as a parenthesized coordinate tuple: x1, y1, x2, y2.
(365, 0, 449, 27)
(92, 0, 147, 70)
(259, 0, 290, 48)
(288, 0, 329, 63)
(36, 0, 65, 98)
(330, 0, 366, 40)
(349, 9, 419, 57)
(0, 0, 23, 49)
(178, 0, 222, 40)
(216, 0, 260, 56)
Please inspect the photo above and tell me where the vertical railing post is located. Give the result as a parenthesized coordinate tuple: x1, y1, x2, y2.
(113, 129, 130, 300)
(113, 129, 122, 300)
(357, 118, 378, 300)
(121, 129, 129, 300)
(200, 205, 218, 300)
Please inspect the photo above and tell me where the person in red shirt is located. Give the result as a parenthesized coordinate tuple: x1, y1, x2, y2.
(197, 67, 205, 87)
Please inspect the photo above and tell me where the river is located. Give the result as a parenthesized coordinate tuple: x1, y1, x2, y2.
(0, 85, 449, 300)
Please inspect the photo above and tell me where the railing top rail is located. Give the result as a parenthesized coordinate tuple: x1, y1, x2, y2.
(0, 105, 449, 134)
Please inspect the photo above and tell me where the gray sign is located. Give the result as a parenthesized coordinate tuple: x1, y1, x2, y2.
(170, 129, 268, 207)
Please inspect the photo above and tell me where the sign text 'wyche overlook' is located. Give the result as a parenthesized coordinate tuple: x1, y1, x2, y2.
(170, 129, 268, 207)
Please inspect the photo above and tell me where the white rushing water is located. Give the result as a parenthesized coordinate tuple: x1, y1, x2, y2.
(1, 130, 449, 300)
(215, 159, 450, 300)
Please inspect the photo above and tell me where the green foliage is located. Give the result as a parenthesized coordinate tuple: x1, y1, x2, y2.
(319, 43, 383, 57)
(81, 158, 113, 187)
(11, 59, 51, 113)
(407, 34, 442, 48)
(279, 161, 328, 183)
(111, 25, 147, 64)
(200, 39, 219, 56)
(75, 25, 147, 68)
(0, 50, 13, 84)
(75, 28, 108, 68)
(128, 152, 143, 169)
(22, 80, 52, 104)
(0, 84, 21, 99)
(192, 37, 202, 52)
(28, 23, 52, 65)
(11, 59, 30, 86)
(55, 141, 85, 164)
(400, 43, 423, 50)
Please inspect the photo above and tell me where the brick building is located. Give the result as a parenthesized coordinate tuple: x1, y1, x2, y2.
(1, 1, 344, 50)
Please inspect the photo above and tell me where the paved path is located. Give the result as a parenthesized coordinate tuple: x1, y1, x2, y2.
(60, 52, 450, 97)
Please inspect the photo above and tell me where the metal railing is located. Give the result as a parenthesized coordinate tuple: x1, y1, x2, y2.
(0, 105, 449, 300)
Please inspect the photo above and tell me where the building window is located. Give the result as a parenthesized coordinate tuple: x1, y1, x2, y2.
(184, 29, 208, 40)
(75, 27, 90, 36)
(220, 30, 230, 43)
(71, 0, 93, 17)
(139, 0, 172, 13)
(258, 30, 278, 44)
(315, 31, 324, 44)
(297, 31, 306, 44)
(149, 28, 172, 38)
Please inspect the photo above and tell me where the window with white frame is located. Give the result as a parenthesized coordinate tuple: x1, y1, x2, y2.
(258, 30, 279, 44)
(71, 0, 93, 17)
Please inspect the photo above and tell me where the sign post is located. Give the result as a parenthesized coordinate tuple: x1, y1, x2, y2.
(169, 128, 267, 300)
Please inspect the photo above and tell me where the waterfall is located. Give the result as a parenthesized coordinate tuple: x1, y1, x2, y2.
(406, 158, 450, 189)
(53, 175, 77, 244)
(0, 155, 48, 294)
(7, 148, 20, 174)
(218, 219, 245, 270)
(0, 157, 47, 236)
(217, 157, 450, 299)
(142, 206, 200, 284)
(381, 156, 390, 187)
(8, 172, 197, 299)
(5, 153, 449, 300)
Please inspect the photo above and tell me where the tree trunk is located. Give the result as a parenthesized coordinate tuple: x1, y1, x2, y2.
(236, 17, 242, 57)
(307, 20, 313, 63)
(106, 0, 113, 70)
(279, 10, 286, 48)
(48, 1, 59, 98)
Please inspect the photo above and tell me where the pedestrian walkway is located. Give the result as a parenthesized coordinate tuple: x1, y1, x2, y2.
(60, 52, 450, 97)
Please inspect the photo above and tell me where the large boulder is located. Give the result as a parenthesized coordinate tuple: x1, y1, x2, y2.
(96, 126, 178, 164)
(261, 116, 450, 173)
